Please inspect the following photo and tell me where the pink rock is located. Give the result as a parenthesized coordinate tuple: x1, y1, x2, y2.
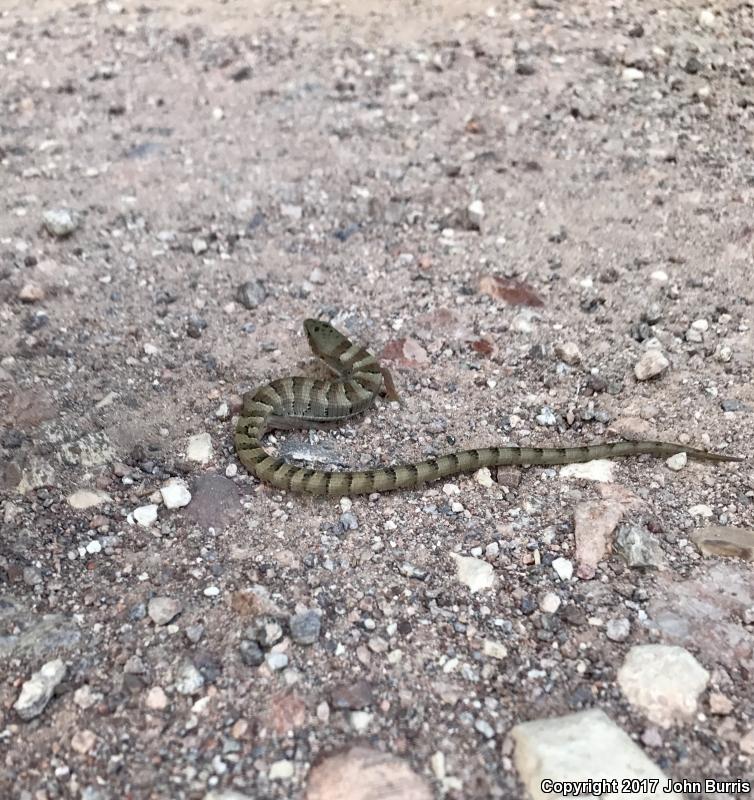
(574, 501, 626, 579)
(264, 690, 307, 735)
(380, 338, 429, 368)
(306, 746, 431, 800)
(478, 275, 545, 307)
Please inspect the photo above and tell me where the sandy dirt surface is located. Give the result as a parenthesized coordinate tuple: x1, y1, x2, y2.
(2, 0, 754, 798)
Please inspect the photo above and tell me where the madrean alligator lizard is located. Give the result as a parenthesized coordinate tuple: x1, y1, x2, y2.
(234, 319, 741, 496)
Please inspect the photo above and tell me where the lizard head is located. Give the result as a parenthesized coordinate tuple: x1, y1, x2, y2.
(304, 319, 379, 381)
(304, 318, 348, 362)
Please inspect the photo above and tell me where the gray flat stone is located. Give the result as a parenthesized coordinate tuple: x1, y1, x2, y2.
(148, 596, 183, 626)
(183, 474, 241, 529)
(14, 658, 67, 720)
(0, 597, 81, 659)
(617, 644, 709, 728)
(511, 708, 680, 800)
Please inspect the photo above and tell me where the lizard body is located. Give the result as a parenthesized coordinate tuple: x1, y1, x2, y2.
(234, 319, 741, 496)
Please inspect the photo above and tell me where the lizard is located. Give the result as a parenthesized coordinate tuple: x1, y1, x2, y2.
(234, 318, 742, 496)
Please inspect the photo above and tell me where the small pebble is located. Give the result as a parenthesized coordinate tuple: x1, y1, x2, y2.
(552, 557, 573, 581)
(709, 692, 733, 715)
(42, 208, 78, 237)
(145, 686, 168, 710)
(474, 467, 493, 488)
(684, 56, 703, 75)
(450, 553, 495, 593)
(239, 640, 264, 667)
(186, 315, 207, 338)
(133, 504, 158, 527)
(720, 399, 748, 412)
(688, 504, 714, 518)
(289, 611, 321, 645)
(474, 718, 495, 739)
(715, 345, 732, 363)
(554, 341, 581, 365)
(23, 566, 42, 585)
(399, 562, 428, 580)
(18, 283, 45, 303)
(540, 592, 561, 614)
(73, 685, 101, 709)
(148, 597, 183, 626)
(350, 710, 372, 733)
(309, 266, 326, 284)
(269, 760, 294, 781)
(615, 525, 665, 568)
(14, 659, 67, 720)
(265, 652, 289, 671)
(515, 61, 536, 77)
(686, 327, 703, 343)
(237, 280, 267, 309)
(175, 660, 204, 695)
(606, 617, 631, 642)
(185, 624, 204, 644)
(124, 655, 146, 674)
(247, 617, 284, 647)
(698, 8, 716, 27)
(511, 312, 535, 334)
(466, 199, 485, 229)
(536, 407, 557, 426)
(160, 478, 192, 509)
(339, 511, 358, 530)
(560, 460, 614, 483)
(431, 751, 446, 780)
(67, 489, 111, 509)
(186, 432, 213, 463)
(71, 729, 96, 755)
(622, 67, 644, 81)
(634, 350, 669, 381)
(482, 640, 507, 660)
(642, 727, 664, 748)
(666, 452, 687, 471)
(741, 730, 754, 756)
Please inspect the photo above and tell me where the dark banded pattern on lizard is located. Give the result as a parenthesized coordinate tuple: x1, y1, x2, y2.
(234, 319, 743, 496)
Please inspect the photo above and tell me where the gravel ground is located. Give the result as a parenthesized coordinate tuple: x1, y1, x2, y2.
(2, 1, 754, 798)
